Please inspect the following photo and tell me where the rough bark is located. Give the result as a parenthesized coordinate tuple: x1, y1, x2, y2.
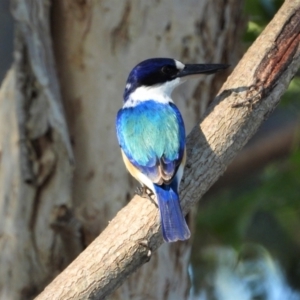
(0, 1, 77, 299)
(34, 0, 300, 299)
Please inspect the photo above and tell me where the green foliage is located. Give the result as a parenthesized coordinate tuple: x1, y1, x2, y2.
(243, 0, 284, 44)
(281, 76, 300, 107)
(196, 149, 300, 246)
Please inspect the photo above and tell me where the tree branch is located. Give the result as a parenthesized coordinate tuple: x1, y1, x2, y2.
(35, 0, 300, 299)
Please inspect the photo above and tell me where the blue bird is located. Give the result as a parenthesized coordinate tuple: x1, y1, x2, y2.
(116, 58, 228, 242)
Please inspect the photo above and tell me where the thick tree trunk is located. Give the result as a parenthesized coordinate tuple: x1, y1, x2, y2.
(0, 1, 76, 299)
(0, 0, 243, 299)
(51, 1, 242, 300)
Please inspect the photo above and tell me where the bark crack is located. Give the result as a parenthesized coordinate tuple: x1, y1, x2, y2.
(254, 7, 300, 93)
(111, 1, 131, 53)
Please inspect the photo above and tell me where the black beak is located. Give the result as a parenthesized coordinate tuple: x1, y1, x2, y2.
(177, 64, 230, 77)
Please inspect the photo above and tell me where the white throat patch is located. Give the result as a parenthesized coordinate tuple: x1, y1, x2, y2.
(123, 77, 183, 108)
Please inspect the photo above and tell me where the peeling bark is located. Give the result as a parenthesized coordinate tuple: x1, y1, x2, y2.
(0, 1, 76, 299)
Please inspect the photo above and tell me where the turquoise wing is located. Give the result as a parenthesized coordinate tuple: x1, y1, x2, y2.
(116, 100, 185, 183)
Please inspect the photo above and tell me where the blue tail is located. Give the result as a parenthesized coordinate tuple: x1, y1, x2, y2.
(154, 182, 190, 242)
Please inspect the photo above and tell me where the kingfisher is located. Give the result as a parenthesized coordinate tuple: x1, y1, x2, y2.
(116, 58, 228, 242)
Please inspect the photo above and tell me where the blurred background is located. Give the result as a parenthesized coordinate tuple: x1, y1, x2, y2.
(1, 0, 300, 299)
(190, 1, 300, 299)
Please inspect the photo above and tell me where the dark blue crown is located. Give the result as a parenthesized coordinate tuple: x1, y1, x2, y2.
(123, 58, 179, 101)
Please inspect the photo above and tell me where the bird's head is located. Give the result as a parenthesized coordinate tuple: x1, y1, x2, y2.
(123, 58, 229, 103)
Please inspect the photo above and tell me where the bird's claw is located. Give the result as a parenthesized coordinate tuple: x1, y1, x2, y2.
(135, 186, 157, 207)
(135, 185, 147, 197)
(139, 240, 152, 261)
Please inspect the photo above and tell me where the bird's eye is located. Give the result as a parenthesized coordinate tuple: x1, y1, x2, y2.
(161, 66, 177, 76)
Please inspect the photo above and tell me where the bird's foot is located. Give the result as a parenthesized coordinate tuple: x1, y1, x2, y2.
(135, 185, 145, 197)
(138, 240, 152, 262)
(135, 185, 152, 198)
(135, 186, 157, 207)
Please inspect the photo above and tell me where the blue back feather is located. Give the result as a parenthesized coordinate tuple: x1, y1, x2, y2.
(116, 101, 185, 181)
